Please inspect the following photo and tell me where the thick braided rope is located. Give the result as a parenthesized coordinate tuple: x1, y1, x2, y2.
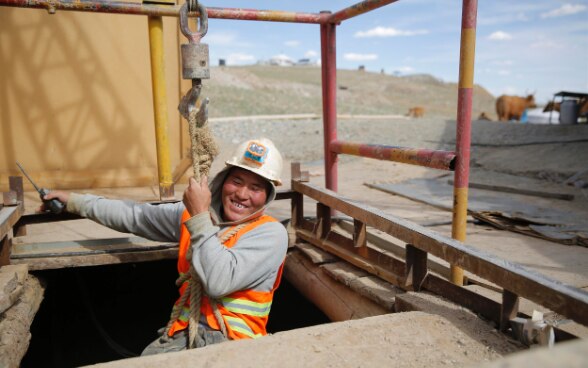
(186, 97, 217, 348)
(188, 101, 219, 183)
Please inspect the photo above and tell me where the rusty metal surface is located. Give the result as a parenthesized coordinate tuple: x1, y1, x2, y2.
(331, 140, 456, 171)
(291, 179, 588, 326)
(0, 0, 327, 23)
(320, 22, 338, 191)
(329, 0, 399, 23)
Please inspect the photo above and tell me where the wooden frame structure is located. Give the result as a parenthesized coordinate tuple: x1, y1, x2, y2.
(2, 0, 587, 348)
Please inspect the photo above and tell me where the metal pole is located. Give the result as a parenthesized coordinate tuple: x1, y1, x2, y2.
(320, 13, 338, 192)
(147, 15, 174, 200)
(0, 0, 327, 23)
(330, 141, 456, 171)
(328, 0, 399, 24)
(451, 0, 478, 286)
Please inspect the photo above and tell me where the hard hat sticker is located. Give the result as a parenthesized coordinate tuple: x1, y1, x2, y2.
(243, 142, 268, 167)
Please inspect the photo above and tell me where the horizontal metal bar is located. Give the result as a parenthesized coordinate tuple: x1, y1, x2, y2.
(291, 179, 588, 326)
(329, 0, 400, 23)
(0, 0, 327, 23)
(207, 7, 326, 24)
(330, 140, 456, 170)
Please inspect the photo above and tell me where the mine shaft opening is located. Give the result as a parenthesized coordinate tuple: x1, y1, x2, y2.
(21, 259, 330, 367)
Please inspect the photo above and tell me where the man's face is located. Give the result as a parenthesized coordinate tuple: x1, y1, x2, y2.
(222, 167, 269, 222)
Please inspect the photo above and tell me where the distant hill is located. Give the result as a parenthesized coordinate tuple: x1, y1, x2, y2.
(203, 65, 497, 119)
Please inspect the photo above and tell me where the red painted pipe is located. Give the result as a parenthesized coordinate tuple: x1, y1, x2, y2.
(331, 141, 456, 171)
(320, 19, 338, 192)
(0, 0, 327, 23)
(450, 0, 478, 285)
(328, 0, 399, 24)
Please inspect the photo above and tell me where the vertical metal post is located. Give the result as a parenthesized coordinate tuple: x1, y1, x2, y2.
(147, 15, 175, 200)
(451, 0, 478, 285)
(320, 13, 338, 192)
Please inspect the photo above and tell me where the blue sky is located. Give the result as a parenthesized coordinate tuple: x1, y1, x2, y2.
(202, 1, 588, 104)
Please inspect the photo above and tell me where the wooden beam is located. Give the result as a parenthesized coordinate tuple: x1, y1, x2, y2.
(501, 289, 520, 332)
(296, 228, 405, 286)
(291, 180, 588, 326)
(405, 244, 427, 291)
(0, 206, 23, 240)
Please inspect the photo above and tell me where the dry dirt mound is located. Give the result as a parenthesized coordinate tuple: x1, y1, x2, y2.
(204, 65, 496, 119)
(88, 312, 517, 368)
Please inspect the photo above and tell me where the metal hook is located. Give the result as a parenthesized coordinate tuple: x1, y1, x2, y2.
(180, 1, 208, 44)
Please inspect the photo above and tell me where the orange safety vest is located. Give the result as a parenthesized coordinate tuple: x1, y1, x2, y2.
(167, 210, 284, 340)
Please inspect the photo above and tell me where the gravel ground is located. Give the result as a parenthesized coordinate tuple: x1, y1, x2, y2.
(209, 116, 588, 181)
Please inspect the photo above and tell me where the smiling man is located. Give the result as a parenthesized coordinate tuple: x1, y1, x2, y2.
(44, 138, 288, 355)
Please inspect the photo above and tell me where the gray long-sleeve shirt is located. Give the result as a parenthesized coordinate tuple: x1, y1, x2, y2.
(67, 189, 288, 299)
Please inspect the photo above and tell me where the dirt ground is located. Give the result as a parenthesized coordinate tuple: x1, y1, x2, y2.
(12, 115, 588, 367)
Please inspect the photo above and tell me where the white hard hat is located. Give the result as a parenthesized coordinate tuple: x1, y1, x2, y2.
(225, 138, 283, 186)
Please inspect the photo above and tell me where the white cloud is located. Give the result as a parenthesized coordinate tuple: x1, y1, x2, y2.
(493, 60, 513, 66)
(284, 40, 300, 47)
(488, 31, 512, 41)
(497, 70, 510, 76)
(530, 40, 562, 49)
(206, 32, 237, 46)
(305, 50, 318, 58)
(227, 53, 256, 65)
(541, 4, 587, 18)
(354, 26, 428, 38)
(344, 53, 378, 61)
(478, 12, 529, 26)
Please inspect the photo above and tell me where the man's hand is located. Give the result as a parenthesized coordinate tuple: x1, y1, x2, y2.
(39, 190, 70, 212)
(183, 176, 211, 216)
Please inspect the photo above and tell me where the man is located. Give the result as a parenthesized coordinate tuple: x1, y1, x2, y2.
(44, 138, 288, 355)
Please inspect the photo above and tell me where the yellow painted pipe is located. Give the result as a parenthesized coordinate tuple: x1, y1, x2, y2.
(148, 15, 175, 200)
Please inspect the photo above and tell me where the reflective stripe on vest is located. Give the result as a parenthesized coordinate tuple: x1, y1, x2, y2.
(168, 210, 284, 339)
(221, 297, 273, 317)
(223, 315, 263, 339)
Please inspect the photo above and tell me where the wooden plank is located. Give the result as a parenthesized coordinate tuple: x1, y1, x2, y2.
(0, 206, 23, 240)
(321, 262, 398, 311)
(353, 219, 367, 248)
(422, 273, 501, 325)
(296, 228, 405, 286)
(501, 289, 520, 332)
(292, 180, 588, 326)
(11, 237, 177, 257)
(295, 242, 338, 264)
(325, 229, 406, 277)
(0, 236, 10, 267)
(284, 251, 388, 321)
(10, 248, 178, 271)
(0, 264, 28, 314)
(405, 244, 427, 291)
(315, 203, 331, 239)
(336, 220, 450, 279)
